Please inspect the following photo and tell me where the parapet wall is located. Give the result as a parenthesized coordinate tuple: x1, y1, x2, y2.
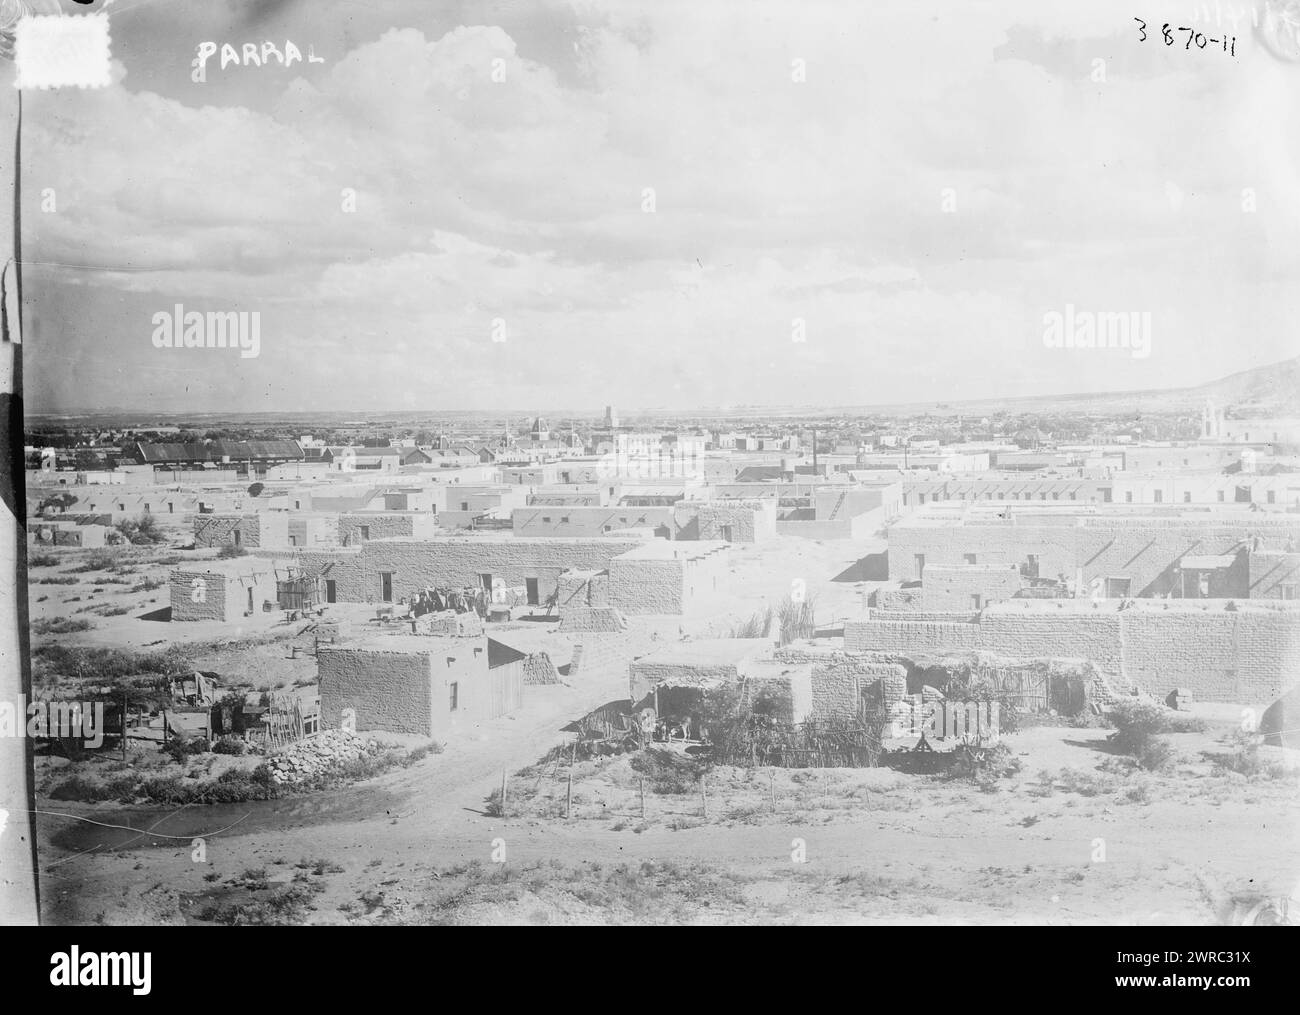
(845, 603, 1299, 704)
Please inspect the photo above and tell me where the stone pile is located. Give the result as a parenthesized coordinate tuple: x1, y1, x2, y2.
(266, 728, 382, 785)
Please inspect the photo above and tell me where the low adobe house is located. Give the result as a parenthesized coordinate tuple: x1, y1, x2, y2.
(628, 639, 813, 725)
(169, 559, 280, 622)
(317, 633, 522, 737)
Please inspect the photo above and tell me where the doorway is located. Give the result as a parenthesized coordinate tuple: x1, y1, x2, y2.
(325, 580, 336, 604)
(525, 578, 539, 606)
(380, 572, 394, 602)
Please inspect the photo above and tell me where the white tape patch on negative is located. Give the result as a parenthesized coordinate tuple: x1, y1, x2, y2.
(14, 13, 111, 90)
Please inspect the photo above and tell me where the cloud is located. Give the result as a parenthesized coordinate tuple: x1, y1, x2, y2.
(22, 0, 1300, 412)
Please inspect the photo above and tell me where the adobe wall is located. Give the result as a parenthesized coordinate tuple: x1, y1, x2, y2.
(979, 610, 1125, 676)
(675, 501, 775, 542)
(1249, 552, 1300, 599)
(269, 538, 645, 605)
(318, 640, 487, 736)
(922, 565, 1023, 610)
(774, 645, 908, 720)
(608, 556, 685, 614)
(844, 617, 981, 655)
(889, 516, 1300, 595)
(512, 506, 672, 538)
(194, 514, 260, 548)
(557, 571, 611, 612)
(522, 652, 561, 685)
(844, 603, 1300, 704)
(170, 565, 277, 622)
(318, 648, 435, 736)
(557, 606, 627, 633)
(170, 569, 229, 622)
(628, 660, 745, 707)
(339, 512, 434, 545)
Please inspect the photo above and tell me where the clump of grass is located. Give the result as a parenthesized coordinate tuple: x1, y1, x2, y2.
(32, 617, 93, 635)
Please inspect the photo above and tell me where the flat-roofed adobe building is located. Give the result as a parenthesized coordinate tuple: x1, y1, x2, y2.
(317, 634, 520, 737)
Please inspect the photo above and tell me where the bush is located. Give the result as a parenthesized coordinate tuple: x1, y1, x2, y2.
(161, 736, 210, 763)
(32, 617, 93, 635)
(216, 545, 247, 559)
(630, 749, 712, 795)
(28, 552, 60, 567)
(115, 513, 167, 546)
(211, 735, 249, 756)
(1108, 699, 1175, 770)
(74, 550, 120, 573)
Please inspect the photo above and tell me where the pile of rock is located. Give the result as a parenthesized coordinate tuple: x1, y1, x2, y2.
(266, 728, 383, 785)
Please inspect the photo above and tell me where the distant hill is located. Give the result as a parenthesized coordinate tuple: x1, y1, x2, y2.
(928, 356, 1300, 417)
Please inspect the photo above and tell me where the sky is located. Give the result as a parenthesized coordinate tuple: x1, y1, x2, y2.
(14, 0, 1300, 413)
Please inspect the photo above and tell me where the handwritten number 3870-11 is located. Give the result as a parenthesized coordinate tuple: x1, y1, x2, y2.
(1134, 17, 1235, 56)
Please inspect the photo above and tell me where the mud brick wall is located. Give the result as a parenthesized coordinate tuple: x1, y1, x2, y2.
(567, 633, 646, 685)
(889, 516, 1300, 595)
(922, 565, 1022, 610)
(288, 515, 341, 548)
(871, 586, 922, 610)
(318, 648, 435, 735)
(318, 641, 487, 736)
(980, 610, 1124, 676)
(844, 618, 980, 655)
(170, 569, 229, 622)
(743, 667, 813, 724)
(194, 514, 261, 548)
(339, 513, 425, 545)
(774, 646, 908, 719)
(674, 501, 775, 542)
(557, 571, 611, 612)
(869, 608, 981, 623)
(170, 566, 276, 622)
(1249, 552, 1300, 599)
(627, 661, 744, 706)
(512, 506, 672, 538)
(847, 604, 1300, 705)
(608, 556, 685, 614)
(268, 539, 644, 604)
(361, 538, 645, 605)
(1122, 608, 1300, 704)
(523, 652, 561, 685)
(557, 607, 627, 633)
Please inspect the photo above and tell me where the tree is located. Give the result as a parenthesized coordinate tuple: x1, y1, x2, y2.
(37, 492, 78, 516)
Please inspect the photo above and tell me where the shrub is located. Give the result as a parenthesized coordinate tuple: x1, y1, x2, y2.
(630, 749, 712, 795)
(28, 552, 60, 568)
(1108, 699, 1166, 751)
(216, 545, 247, 559)
(212, 735, 249, 756)
(74, 550, 120, 573)
(161, 736, 210, 763)
(115, 513, 167, 546)
(32, 617, 93, 635)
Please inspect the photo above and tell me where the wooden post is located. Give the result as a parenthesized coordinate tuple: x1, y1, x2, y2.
(699, 774, 708, 819)
(121, 691, 127, 761)
(566, 772, 572, 819)
(769, 770, 776, 812)
(500, 769, 508, 817)
(640, 778, 646, 820)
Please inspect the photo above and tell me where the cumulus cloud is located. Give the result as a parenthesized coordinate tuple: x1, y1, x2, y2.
(20, 0, 1300, 412)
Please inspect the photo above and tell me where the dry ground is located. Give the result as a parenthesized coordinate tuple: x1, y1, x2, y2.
(28, 533, 1300, 925)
